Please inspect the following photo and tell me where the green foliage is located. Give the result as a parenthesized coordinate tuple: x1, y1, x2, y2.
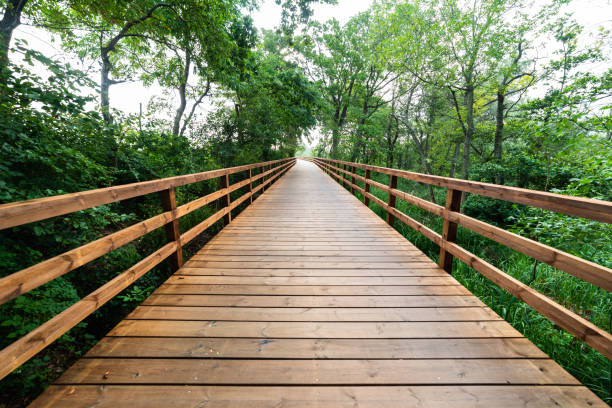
(202, 41, 319, 164)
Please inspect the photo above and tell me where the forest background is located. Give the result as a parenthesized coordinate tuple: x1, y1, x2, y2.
(0, 0, 610, 406)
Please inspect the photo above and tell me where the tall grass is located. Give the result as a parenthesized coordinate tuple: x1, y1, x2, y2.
(341, 169, 612, 403)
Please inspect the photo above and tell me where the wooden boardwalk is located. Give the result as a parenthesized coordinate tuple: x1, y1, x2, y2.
(32, 160, 605, 407)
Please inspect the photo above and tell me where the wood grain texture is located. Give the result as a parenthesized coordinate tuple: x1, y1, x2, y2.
(86, 337, 543, 358)
(153, 284, 471, 295)
(125, 306, 499, 321)
(142, 294, 486, 307)
(108, 320, 520, 338)
(55, 358, 578, 385)
(29, 159, 603, 407)
(30, 385, 607, 408)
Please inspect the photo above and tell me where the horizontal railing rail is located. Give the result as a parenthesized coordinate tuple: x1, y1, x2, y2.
(310, 157, 612, 360)
(0, 157, 296, 381)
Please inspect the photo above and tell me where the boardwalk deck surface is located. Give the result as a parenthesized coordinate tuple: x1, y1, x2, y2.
(32, 160, 605, 407)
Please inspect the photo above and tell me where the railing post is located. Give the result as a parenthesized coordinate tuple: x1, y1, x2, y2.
(364, 169, 371, 206)
(248, 168, 253, 204)
(159, 187, 183, 271)
(264, 164, 271, 191)
(386, 175, 398, 227)
(439, 188, 462, 273)
(261, 165, 266, 192)
(219, 174, 231, 225)
(343, 164, 349, 189)
(350, 166, 356, 194)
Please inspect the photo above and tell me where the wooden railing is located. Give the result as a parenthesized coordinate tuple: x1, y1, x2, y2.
(0, 157, 296, 381)
(311, 157, 612, 360)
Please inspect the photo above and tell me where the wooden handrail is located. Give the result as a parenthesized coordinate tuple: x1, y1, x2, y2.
(314, 158, 612, 223)
(0, 158, 293, 230)
(311, 157, 612, 360)
(0, 158, 296, 381)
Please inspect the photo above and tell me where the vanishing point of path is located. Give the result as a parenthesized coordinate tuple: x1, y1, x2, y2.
(31, 160, 605, 407)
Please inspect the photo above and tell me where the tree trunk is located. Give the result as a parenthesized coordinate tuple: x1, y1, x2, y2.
(462, 86, 474, 181)
(351, 119, 366, 161)
(100, 49, 113, 124)
(174, 92, 187, 135)
(179, 81, 209, 137)
(173, 52, 191, 136)
(330, 79, 354, 159)
(351, 96, 371, 161)
(385, 120, 395, 168)
(411, 132, 437, 204)
(0, 0, 27, 79)
(449, 140, 460, 178)
(331, 111, 340, 159)
(460, 86, 475, 207)
(493, 89, 505, 184)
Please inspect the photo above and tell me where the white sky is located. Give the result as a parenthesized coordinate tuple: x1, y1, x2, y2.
(10, 0, 612, 149)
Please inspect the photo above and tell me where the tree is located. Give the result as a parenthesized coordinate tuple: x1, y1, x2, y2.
(436, 0, 520, 183)
(297, 18, 365, 158)
(201, 36, 319, 165)
(519, 17, 610, 191)
(347, 11, 397, 162)
(48, 1, 250, 124)
(0, 0, 66, 78)
(0, 0, 27, 74)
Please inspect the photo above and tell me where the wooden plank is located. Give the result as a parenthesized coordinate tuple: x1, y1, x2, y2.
(31, 385, 607, 408)
(126, 306, 498, 321)
(189, 255, 432, 262)
(219, 228, 400, 233)
(197, 249, 422, 256)
(153, 284, 470, 296)
(142, 295, 485, 307)
(108, 320, 519, 338)
(55, 358, 578, 385)
(183, 261, 437, 269)
(204, 243, 422, 249)
(163, 275, 458, 286)
(87, 337, 542, 358)
(208, 237, 409, 243)
(177, 267, 448, 276)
